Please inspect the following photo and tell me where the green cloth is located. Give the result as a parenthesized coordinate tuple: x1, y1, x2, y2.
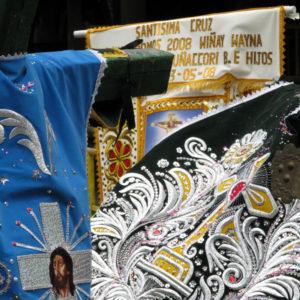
(93, 48, 173, 127)
(95, 48, 174, 101)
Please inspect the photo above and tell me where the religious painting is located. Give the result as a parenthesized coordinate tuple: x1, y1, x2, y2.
(145, 109, 204, 154)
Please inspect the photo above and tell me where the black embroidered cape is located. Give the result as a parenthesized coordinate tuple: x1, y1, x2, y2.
(91, 82, 300, 300)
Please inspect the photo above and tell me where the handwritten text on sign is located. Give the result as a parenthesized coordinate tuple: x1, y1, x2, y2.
(88, 7, 283, 83)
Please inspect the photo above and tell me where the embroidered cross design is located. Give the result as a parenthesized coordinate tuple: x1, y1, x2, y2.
(14, 202, 90, 299)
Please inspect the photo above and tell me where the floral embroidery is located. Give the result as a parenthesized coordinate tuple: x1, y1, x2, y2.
(176, 147, 183, 153)
(157, 158, 169, 168)
(107, 140, 132, 179)
(221, 129, 267, 169)
(14, 81, 36, 94)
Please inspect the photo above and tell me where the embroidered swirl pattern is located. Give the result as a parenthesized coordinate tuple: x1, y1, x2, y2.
(91, 130, 300, 300)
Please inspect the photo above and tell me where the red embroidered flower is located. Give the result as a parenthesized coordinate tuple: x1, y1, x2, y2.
(107, 140, 132, 178)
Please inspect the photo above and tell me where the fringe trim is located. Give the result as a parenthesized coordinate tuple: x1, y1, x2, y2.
(0, 52, 26, 60)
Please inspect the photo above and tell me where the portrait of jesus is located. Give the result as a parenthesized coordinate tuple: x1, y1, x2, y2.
(49, 247, 75, 298)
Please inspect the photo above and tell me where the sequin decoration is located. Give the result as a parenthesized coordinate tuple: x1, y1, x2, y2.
(0, 176, 9, 185)
(14, 81, 36, 94)
(32, 170, 40, 180)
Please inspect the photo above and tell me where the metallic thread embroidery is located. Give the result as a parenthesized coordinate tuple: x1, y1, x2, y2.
(91, 129, 300, 299)
(14, 202, 91, 299)
(0, 262, 12, 295)
(44, 111, 56, 174)
(0, 109, 51, 175)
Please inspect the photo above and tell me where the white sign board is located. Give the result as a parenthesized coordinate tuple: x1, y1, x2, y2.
(86, 6, 289, 90)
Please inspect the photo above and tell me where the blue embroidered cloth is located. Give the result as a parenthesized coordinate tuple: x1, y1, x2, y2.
(0, 50, 105, 299)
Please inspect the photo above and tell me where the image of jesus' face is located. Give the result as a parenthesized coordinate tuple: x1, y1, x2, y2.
(49, 247, 75, 297)
(53, 254, 70, 290)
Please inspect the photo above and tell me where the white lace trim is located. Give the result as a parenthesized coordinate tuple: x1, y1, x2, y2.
(88, 49, 107, 106)
(84, 50, 107, 172)
(0, 52, 27, 60)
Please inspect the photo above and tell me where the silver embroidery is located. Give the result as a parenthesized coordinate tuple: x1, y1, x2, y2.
(0, 262, 12, 295)
(15, 202, 91, 298)
(44, 111, 56, 174)
(0, 109, 51, 175)
(91, 130, 298, 299)
(0, 124, 4, 144)
(40, 202, 66, 249)
(17, 250, 91, 291)
(17, 254, 51, 290)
